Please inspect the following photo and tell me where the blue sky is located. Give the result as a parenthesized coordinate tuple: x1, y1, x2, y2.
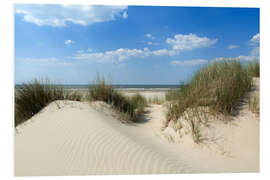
(14, 5, 259, 84)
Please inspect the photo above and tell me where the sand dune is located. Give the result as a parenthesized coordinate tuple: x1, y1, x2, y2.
(15, 97, 259, 176)
(15, 101, 195, 176)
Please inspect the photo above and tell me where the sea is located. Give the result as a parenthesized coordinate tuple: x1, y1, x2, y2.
(62, 84, 179, 89)
(15, 84, 180, 91)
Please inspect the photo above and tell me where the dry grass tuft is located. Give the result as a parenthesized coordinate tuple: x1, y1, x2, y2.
(247, 60, 260, 77)
(164, 60, 254, 143)
(15, 79, 82, 126)
(249, 92, 260, 116)
(88, 75, 147, 122)
(148, 96, 165, 105)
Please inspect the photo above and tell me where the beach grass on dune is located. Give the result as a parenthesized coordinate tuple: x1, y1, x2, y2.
(128, 93, 148, 114)
(249, 93, 260, 116)
(15, 79, 82, 126)
(147, 96, 165, 105)
(247, 60, 260, 77)
(164, 60, 253, 142)
(88, 75, 147, 122)
(165, 85, 184, 102)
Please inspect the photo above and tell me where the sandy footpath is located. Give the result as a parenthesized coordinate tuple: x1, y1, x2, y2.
(15, 89, 259, 176)
(123, 91, 166, 100)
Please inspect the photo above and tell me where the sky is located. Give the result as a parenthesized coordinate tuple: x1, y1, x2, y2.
(14, 5, 260, 84)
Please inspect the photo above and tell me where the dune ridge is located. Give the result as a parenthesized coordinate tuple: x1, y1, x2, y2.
(15, 101, 195, 176)
(15, 90, 259, 176)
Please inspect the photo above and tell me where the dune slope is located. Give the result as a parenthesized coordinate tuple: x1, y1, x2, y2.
(15, 101, 195, 176)
(15, 94, 259, 176)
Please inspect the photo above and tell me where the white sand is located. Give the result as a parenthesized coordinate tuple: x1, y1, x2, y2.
(15, 101, 195, 176)
(15, 89, 259, 176)
(123, 91, 166, 99)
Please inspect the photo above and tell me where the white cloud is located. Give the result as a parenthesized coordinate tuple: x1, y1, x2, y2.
(166, 33, 217, 55)
(151, 49, 169, 56)
(228, 44, 239, 49)
(15, 4, 128, 27)
(145, 34, 158, 46)
(250, 33, 260, 44)
(251, 46, 259, 57)
(211, 33, 260, 63)
(87, 48, 93, 52)
(213, 55, 258, 62)
(145, 33, 155, 39)
(248, 33, 260, 58)
(75, 47, 168, 62)
(212, 57, 236, 61)
(77, 50, 84, 54)
(145, 34, 152, 38)
(237, 55, 258, 61)
(18, 57, 72, 66)
(147, 41, 159, 46)
(65, 40, 75, 46)
(122, 11, 128, 19)
(75, 48, 149, 62)
(171, 59, 208, 65)
(75, 33, 217, 62)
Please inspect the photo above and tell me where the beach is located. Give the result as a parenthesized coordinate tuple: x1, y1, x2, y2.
(13, 4, 260, 177)
(15, 84, 259, 176)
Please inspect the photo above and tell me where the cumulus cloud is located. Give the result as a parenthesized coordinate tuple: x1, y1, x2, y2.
(122, 11, 128, 19)
(250, 33, 260, 44)
(15, 4, 128, 27)
(75, 33, 217, 62)
(77, 50, 84, 54)
(145, 34, 155, 39)
(228, 44, 239, 49)
(147, 41, 159, 46)
(251, 46, 259, 57)
(249, 33, 260, 58)
(75, 48, 149, 62)
(65, 40, 75, 46)
(213, 34, 260, 62)
(212, 57, 236, 61)
(213, 55, 258, 62)
(216, 33, 260, 62)
(237, 55, 258, 61)
(151, 49, 169, 56)
(170, 59, 208, 65)
(87, 48, 93, 52)
(145, 34, 152, 38)
(166, 33, 217, 55)
(145, 34, 159, 45)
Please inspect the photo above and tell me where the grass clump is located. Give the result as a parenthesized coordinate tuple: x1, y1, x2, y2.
(128, 93, 148, 114)
(249, 93, 260, 116)
(148, 96, 164, 105)
(89, 75, 147, 122)
(165, 88, 182, 102)
(66, 91, 83, 101)
(165, 60, 253, 143)
(15, 79, 82, 127)
(247, 60, 260, 77)
(166, 60, 252, 122)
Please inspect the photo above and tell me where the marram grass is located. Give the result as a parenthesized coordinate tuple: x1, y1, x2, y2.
(247, 60, 260, 77)
(88, 75, 147, 122)
(15, 79, 82, 126)
(165, 60, 253, 138)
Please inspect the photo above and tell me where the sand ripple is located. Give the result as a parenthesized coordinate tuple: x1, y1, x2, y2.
(15, 101, 194, 176)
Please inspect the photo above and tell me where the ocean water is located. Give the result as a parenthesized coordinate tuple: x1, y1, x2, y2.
(15, 84, 180, 89)
(62, 84, 180, 89)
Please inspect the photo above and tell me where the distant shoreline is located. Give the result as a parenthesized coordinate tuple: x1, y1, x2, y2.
(15, 84, 181, 90)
